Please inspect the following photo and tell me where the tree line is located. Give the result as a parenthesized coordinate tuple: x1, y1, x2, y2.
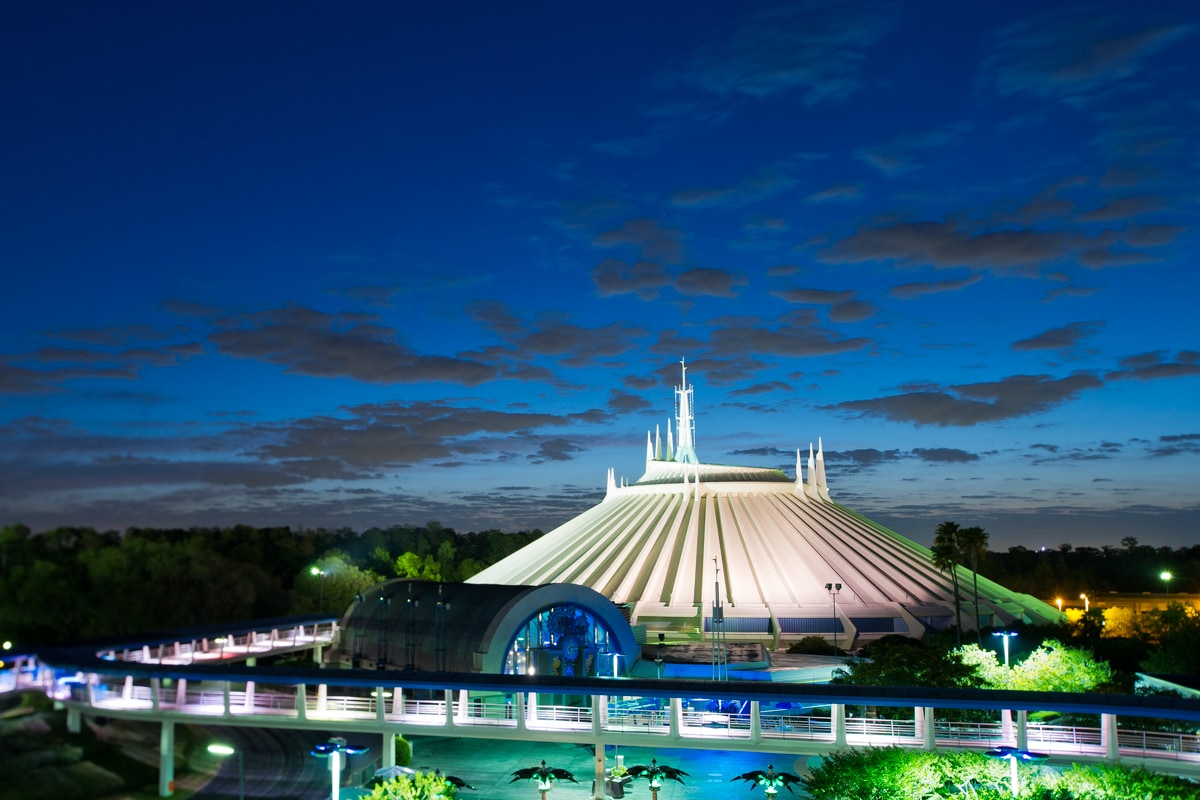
(0, 522, 542, 646)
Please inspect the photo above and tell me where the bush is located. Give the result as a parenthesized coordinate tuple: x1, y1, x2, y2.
(787, 636, 835, 655)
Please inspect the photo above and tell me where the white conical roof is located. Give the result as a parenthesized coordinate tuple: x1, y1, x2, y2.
(469, 363, 1059, 647)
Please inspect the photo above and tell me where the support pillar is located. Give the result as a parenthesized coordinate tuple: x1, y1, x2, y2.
(67, 707, 82, 734)
(175, 678, 187, 708)
(669, 697, 683, 740)
(377, 687, 388, 724)
(317, 683, 328, 712)
(515, 692, 526, 731)
(1102, 713, 1120, 761)
(223, 682, 231, 717)
(151, 678, 160, 712)
(921, 707, 935, 749)
(296, 684, 307, 720)
(527, 692, 538, 727)
(123, 675, 134, 701)
(592, 694, 603, 737)
(392, 687, 404, 716)
(158, 721, 175, 797)
(831, 704, 846, 747)
(1001, 709, 1014, 744)
(1016, 709, 1028, 751)
(313, 645, 324, 665)
(456, 689, 469, 721)
(750, 700, 762, 744)
(593, 742, 605, 800)
(383, 731, 396, 769)
(243, 680, 255, 712)
(444, 690, 455, 728)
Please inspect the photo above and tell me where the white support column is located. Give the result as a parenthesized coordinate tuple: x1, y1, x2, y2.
(456, 689, 469, 721)
(151, 678, 160, 712)
(669, 697, 683, 740)
(922, 707, 936, 749)
(443, 689, 455, 728)
(1002, 709, 1014, 744)
(592, 694, 603, 737)
(223, 682, 231, 717)
(317, 683, 328, 712)
(831, 704, 846, 747)
(515, 692, 527, 731)
(175, 678, 187, 708)
(123, 675, 134, 701)
(377, 687, 387, 724)
(593, 742, 605, 800)
(392, 687, 404, 716)
(597, 694, 608, 728)
(1102, 713, 1120, 760)
(383, 732, 396, 769)
(1016, 709, 1028, 751)
(296, 684, 307, 720)
(750, 700, 762, 744)
(313, 645, 324, 665)
(158, 721, 175, 797)
(527, 692, 538, 727)
(67, 707, 82, 734)
(243, 680, 256, 712)
(142, 645, 151, 662)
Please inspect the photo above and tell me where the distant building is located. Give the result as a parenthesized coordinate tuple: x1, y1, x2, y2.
(470, 360, 1059, 651)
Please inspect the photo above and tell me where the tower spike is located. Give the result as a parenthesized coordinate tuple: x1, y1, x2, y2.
(655, 424, 662, 460)
(807, 443, 816, 487)
(796, 448, 803, 485)
(816, 436, 827, 488)
(672, 357, 699, 464)
(666, 420, 675, 461)
(646, 431, 654, 464)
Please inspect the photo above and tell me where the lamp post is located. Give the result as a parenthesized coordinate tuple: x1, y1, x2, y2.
(984, 746, 1049, 798)
(1079, 593, 1089, 612)
(310, 567, 327, 611)
(824, 582, 842, 655)
(992, 631, 1018, 668)
(311, 737, 369, 800)
(207, 743, 244, 800)
(1161, 571, 1173, 604)
(1055, 597, 1062, 614)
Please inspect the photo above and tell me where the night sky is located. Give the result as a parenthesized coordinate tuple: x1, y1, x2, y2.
(2, 2, 1196, 549)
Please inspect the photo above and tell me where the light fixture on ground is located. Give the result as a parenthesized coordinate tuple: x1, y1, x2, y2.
(1161, 570, 1173, 603)
(311, 737, 369, 800)
(207, 743, 244, 800)
(984, 746, 1049, 798)
(992, 630, 1018, 668)
(824, 582, 841, 654)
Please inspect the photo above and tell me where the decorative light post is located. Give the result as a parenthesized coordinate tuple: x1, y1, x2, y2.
(310, 567, 327, 611)
(311, 737, 369, 800)
(824, 582, 842, 655)
(1161, 571, 1173, 604)
(1079, 593, 1089, 612)
(1055, 597, 1063, 614)
(625, 759, 688, 800)
(207, 743, 244, 800)
(992, 630, 1018, 668)
(984, 746, 1049, 798)
(511, 760, 577, 800)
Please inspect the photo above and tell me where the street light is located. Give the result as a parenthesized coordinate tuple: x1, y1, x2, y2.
(992, 631, 1018, 668)
(311, 737, 370, 800)
(1161, 571, 1173, 604)
(824, 582, 842, 655)
(207, 743, 244, 800)
(1079, 593, 1089, 612)
(310, 567, 327, 611)
(1054, 597, 1062, 614)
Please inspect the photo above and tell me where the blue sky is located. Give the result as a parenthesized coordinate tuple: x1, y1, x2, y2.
(2, 1, 1197, 549)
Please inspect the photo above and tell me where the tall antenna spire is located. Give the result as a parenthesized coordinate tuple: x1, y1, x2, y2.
(673, 357, 699, 464)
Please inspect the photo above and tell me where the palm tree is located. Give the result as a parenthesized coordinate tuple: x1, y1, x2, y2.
(958, 525, 989, 644)
(932, 521, 963, 647)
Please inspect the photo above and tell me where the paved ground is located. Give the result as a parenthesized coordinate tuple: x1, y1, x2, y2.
(403, 736, 816, 800)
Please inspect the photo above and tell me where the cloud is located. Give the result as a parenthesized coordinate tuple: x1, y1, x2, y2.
(671, 160, 800, 209)
(855, 123, 971, 176)
(606, 390, 652, 414)
(1011, 321, 1104, 352)
(888, 274, 983, 299)
(530, 437, 584, 463)
(1147, 433, 1200, 458)
(591, 259, 671, 300)
(911, 447, 980, 464)
(683, 0, 898, 103)
(1078, 195, 1164, 222)
(728, 381, 792, 397)
(770, 288, 877, 323)
(819, 219, 1105, 276)
(825, 372, 1104, 426)
(1106, 351, 1200, 381)
(706, 312, 874, 362)
(981, 10, 1194, 101)
(805, 184, 862, 204)
(594, 218, 685, 264)
(674, 268, 747, 298)
(1123, 224, 1187, 247)
(210, 306, 497, 386)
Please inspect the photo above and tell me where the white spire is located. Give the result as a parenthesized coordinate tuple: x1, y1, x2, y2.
(816, 437, 826, 487)
(655, 424, 662, 460)
(646, 431, 653, 464)
(666, 420, 675, 461)
(672, 357, 699, 465)
(796, 448, 803, 485)
(807, 443, 816, 487)
(605, 467, 617, 499)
